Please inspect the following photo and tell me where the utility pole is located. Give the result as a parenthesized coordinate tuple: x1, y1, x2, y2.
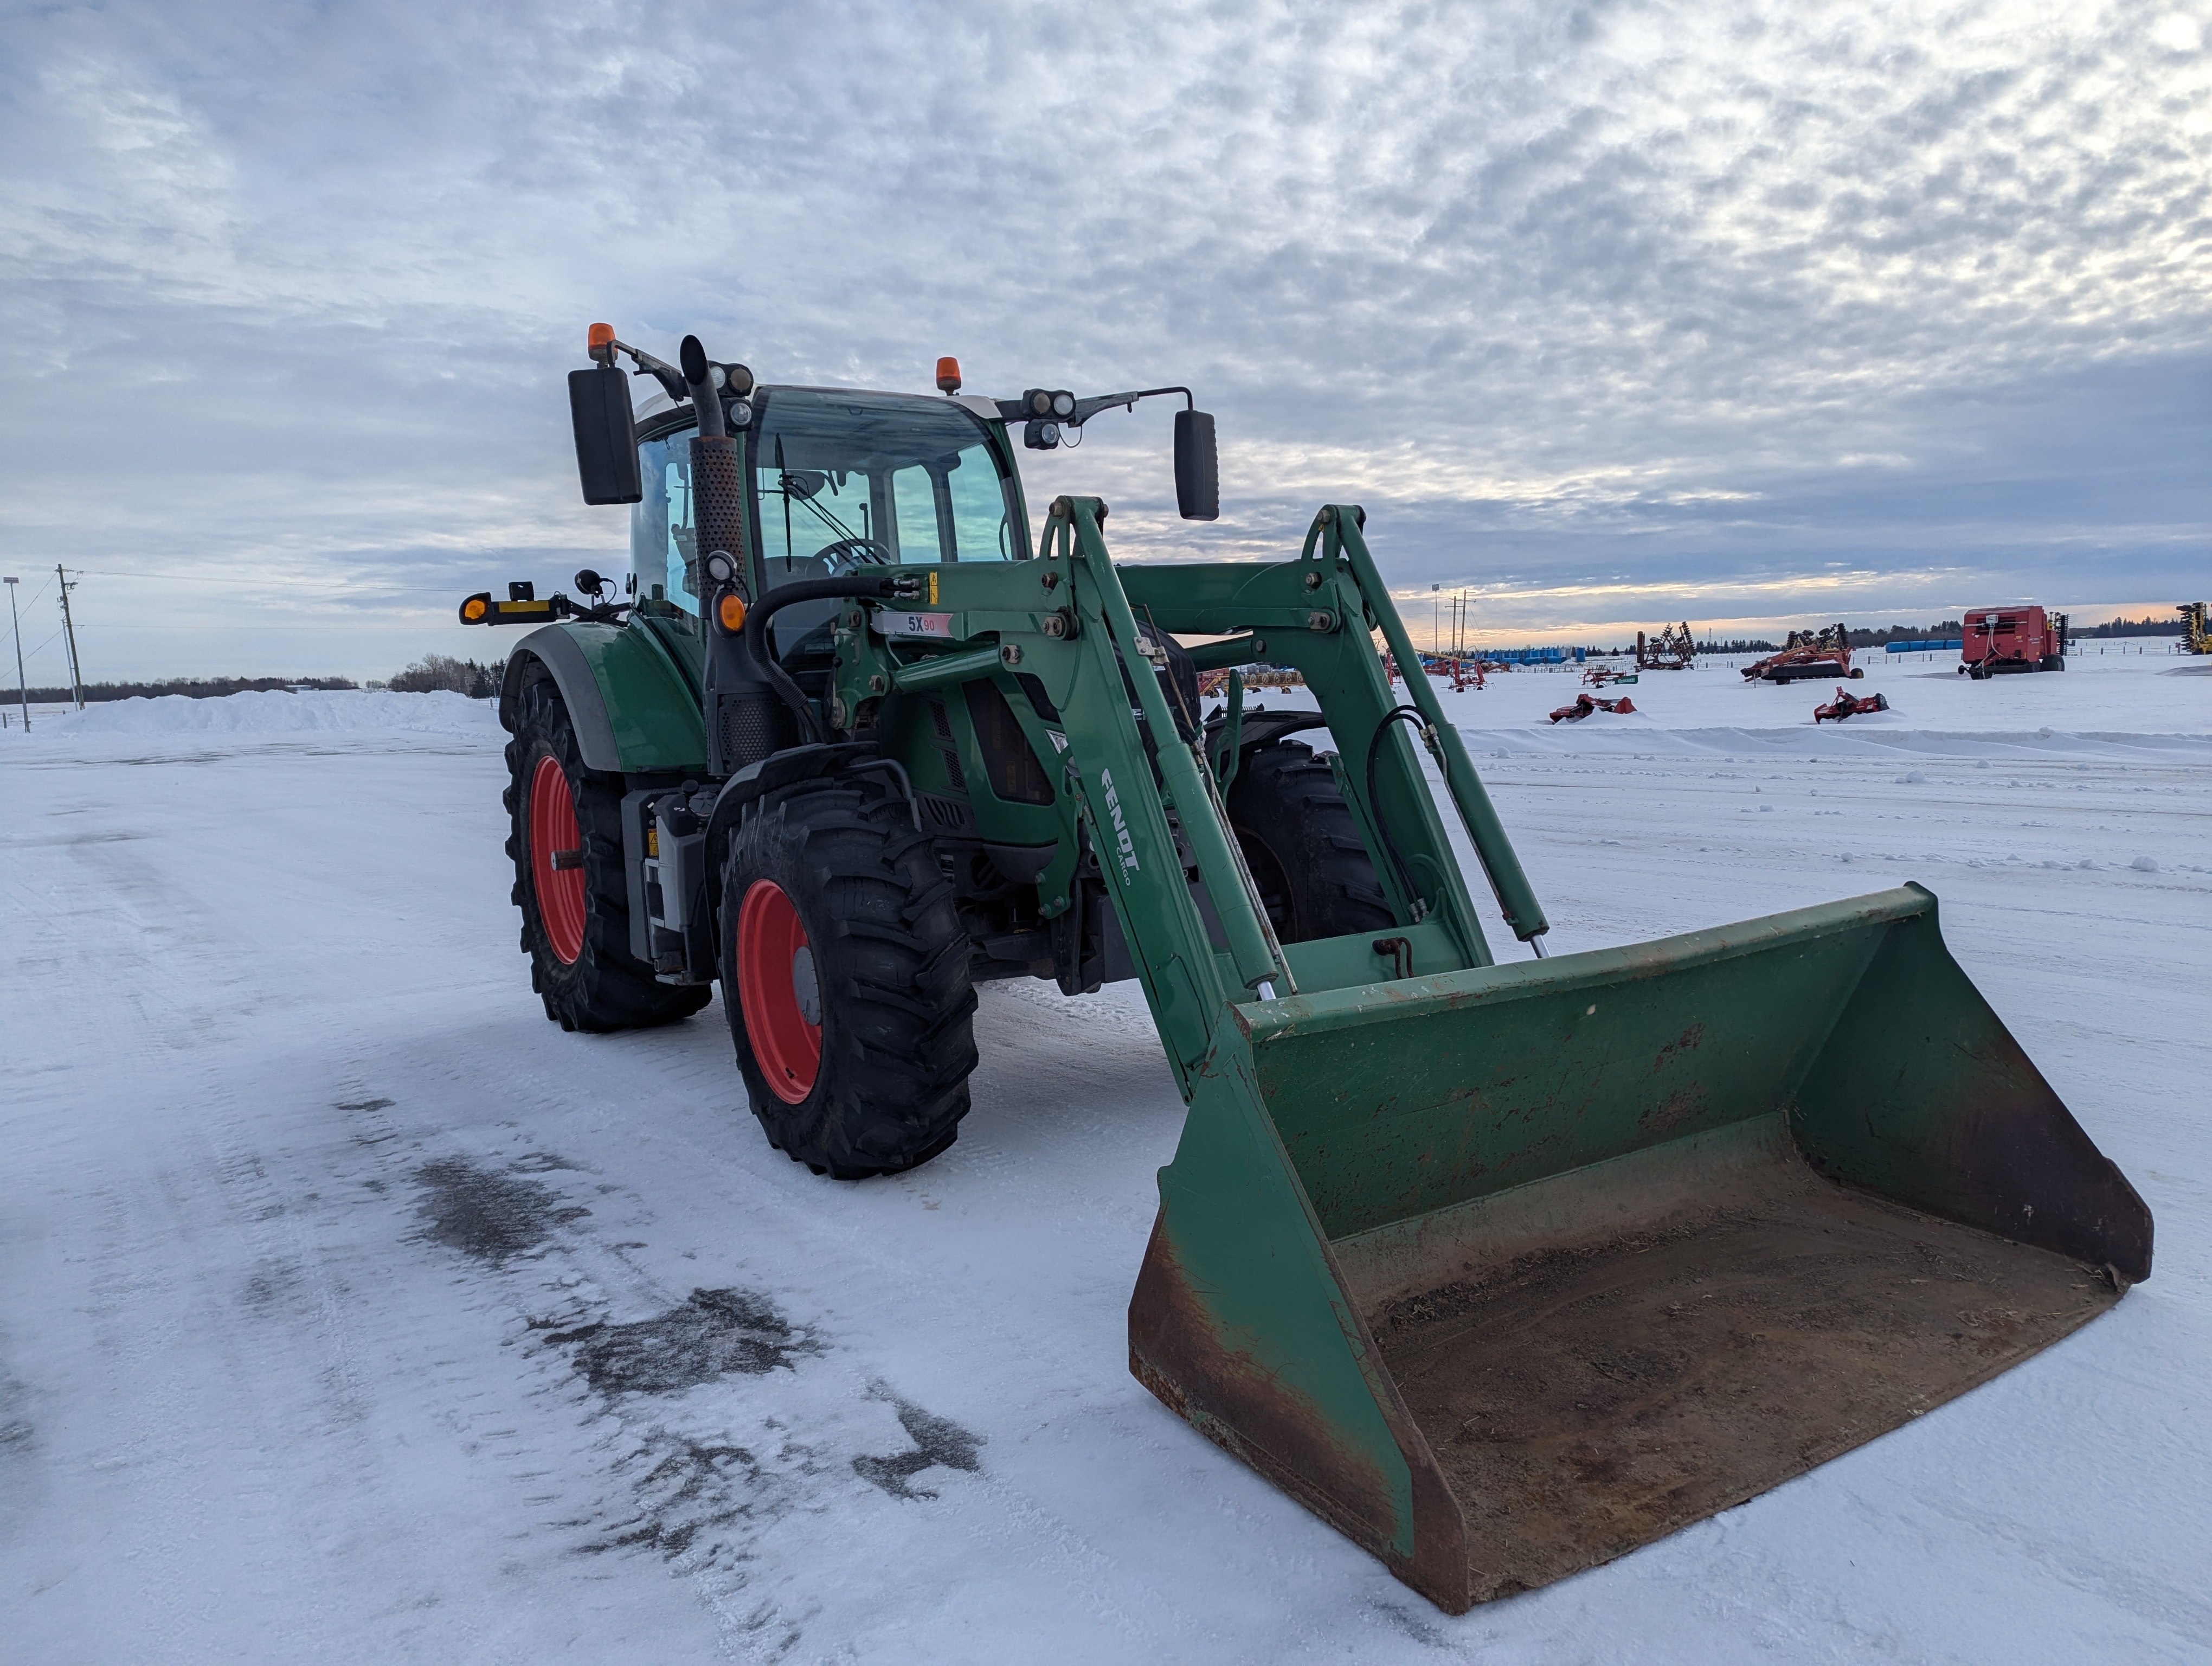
(4, 576, 26, 731)
(1431, 582, 1441, 655)
(55, 563, 83, 708)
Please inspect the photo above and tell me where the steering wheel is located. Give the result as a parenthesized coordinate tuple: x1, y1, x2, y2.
(816, 537, 895, 572)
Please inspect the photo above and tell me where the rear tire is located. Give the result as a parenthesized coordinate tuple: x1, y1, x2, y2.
(1225, 739, 1393, 943)
(721, 778, 978, 1178)
(504, 674, 711, 1033)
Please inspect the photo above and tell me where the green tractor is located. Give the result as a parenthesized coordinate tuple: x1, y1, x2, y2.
(460, 326, 2151, 1612)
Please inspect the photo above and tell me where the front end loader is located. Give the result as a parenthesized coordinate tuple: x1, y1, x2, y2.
(458, 326, 2151, 1612)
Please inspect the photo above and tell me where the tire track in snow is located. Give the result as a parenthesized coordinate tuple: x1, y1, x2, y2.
(313, 1062, 1008, 1663)
(314, 998, 1190, 1662)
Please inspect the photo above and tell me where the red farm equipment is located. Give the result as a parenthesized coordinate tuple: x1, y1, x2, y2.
(1550, 693, 1637, 722)
(1815, 687, 1890, 722)
(1744, 623, 1856, 683)
(1636, 621, 1696, 670)
(1959, 606, 2067, 677)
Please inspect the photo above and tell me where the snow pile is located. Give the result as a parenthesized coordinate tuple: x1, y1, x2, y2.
(4, 689, 507, 757)
(41, 688, 503, 738)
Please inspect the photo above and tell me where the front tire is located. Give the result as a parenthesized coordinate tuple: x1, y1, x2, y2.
(1225, 739, 1394, 943)
(504, 674, 711, 1033)
(721, 779, 978, 1178)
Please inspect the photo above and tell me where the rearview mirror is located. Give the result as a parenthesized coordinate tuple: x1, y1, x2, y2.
(569, 365, 641, 505)
(1174, 409, 1218, 521)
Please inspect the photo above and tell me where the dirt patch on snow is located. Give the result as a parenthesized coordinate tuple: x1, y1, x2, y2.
(555, 1288, 821, 1396)
(852, 1391, 983, 1499)
(411, 1156, 590, 1263)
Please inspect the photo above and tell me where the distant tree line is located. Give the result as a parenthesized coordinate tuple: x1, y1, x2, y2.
(386, 655, 506, 696)
(4, 658, 511, 703)
(1687, 624, 1967, 650)
(2071, 613, 2191, 639)
(10, 675, 358, 703)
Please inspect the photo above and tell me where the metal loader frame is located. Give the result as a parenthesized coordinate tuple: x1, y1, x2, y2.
(789, 496, 2148, 1612)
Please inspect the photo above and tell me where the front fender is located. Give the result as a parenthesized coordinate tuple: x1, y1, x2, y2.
(498, 621, 706, 774)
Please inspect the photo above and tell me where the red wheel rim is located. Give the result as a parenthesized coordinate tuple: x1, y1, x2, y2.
(529, 754, 587, 965)
(736, 879, 822, 1104)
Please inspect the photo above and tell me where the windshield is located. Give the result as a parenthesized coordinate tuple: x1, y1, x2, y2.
(753, 389, 1023, 577)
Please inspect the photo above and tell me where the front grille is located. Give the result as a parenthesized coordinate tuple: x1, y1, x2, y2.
(963, 678, 1054, 805)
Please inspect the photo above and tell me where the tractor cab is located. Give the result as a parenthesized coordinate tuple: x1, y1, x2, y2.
(634, 388, 1027, 589)
(631, 387, 1031, 687)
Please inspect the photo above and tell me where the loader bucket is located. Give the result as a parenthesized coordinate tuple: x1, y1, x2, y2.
(1130, 883, 2150, 1612)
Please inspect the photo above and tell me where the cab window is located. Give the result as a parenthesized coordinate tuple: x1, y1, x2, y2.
(631, 431, 705, 617)
(753, 389, 1021, 579)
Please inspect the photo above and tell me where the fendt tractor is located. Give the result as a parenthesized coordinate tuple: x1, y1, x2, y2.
(458, 326, 2151, 1612)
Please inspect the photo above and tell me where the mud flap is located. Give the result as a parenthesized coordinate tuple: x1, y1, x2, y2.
(1129, 884, 2152, 1611)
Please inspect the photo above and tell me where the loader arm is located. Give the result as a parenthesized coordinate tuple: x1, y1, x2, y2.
(934, 508, 2149, 1616)
(827, 495, 1536, 1094)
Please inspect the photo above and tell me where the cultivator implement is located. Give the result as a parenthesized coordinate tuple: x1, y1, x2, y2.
(1636, 620, 1696, 670)
(470, 331, 2152, 1614)
(1745, 623, 1854, 682)
(2183, 601, 2210, 656)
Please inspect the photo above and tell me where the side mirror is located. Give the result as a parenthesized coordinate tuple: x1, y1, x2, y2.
(1174, 408, 1218, 522)
(569, 365, 641, 505)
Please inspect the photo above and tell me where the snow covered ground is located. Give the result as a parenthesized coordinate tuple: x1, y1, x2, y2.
(2, 658, 2207, 1664)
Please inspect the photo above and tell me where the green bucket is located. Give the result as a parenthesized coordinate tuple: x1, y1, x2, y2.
(1130, 883, 2150, 1611)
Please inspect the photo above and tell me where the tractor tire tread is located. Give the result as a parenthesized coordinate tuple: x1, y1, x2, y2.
(723, 781, 976, 1179)
(505, 675, 710, 1033)
(1226, 738, 1397, 943)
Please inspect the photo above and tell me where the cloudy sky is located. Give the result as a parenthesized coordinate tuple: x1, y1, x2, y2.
(2, 0, 2206, 682)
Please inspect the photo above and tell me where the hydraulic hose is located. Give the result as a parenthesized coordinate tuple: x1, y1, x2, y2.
(736, 572, 917, 745)
(1366, 705, 1431, 924)
(1324, 506, 1549, 946)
